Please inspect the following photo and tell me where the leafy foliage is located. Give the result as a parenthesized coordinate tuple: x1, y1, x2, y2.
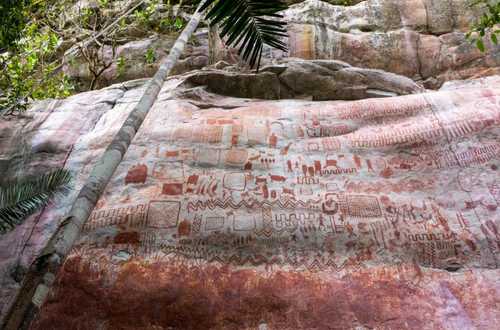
(0, 24, 73, 115)
(0, 0, 30, 51)
(145, 47, 157, 64)
(0, 0, 289, 113)
(0, 168, 71, 234)
(117, 56, 127, 77)
(467, 0, 500, 51)
(133, 0, 187, 33)
(134, 0, 160, 25)
(160, 15, 187, 32)
(200, 0, 289, 70)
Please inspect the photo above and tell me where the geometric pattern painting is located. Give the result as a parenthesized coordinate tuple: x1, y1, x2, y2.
(147, 201, 180, 228)
(29, 78, 500, 329)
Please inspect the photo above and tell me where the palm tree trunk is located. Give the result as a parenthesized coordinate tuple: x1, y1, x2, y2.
(1, 3, 205, 329)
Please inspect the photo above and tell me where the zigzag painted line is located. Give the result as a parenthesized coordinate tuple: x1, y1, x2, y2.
(158, 244, 351, 272)
(186, 197, 322, 213)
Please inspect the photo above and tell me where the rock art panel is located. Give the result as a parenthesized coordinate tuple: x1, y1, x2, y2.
(28, 76, 500, 329)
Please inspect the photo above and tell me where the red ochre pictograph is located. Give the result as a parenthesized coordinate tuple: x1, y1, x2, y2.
(32, 85, 500, 329)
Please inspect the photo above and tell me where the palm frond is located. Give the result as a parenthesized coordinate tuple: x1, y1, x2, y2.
(0, 168, 71, 233)
(200, 0, 289, 70)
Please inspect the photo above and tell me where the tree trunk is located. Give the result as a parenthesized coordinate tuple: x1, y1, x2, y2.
(208, 24, 226, 64)
(1, 3, 205, 330)
(208, 24, 243, 67)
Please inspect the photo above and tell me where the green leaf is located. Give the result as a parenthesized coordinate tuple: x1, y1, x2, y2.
(491, 33, 498, 45)
(477, 38, 485, 52)
(0, 168, 72, 233)
(200, 0, 288, 70)
(174, 17, 184, 30)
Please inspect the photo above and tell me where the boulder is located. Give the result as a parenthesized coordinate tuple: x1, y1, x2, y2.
(184, 59, 423, 100)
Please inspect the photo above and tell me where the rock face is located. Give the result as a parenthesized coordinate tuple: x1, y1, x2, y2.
(1, 1, 500, 327)
(60, 0, 211, 91)
(1, 67, 499, 328)
(0, 79, 148, 322)
(64, 0, 500, 91)
(277, 0, 500, 88)
(184, 59, 423, 100)
(64, 30, 210, 91)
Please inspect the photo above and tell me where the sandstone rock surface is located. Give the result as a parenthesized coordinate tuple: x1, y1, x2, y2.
(1, 68, 499, 328)
(64, 30, 209, 91)
(64, 0, 500, 91)
(1, 1, 500, 325)
(184, 60, 423, 100)
(278, 0, 500, 88)
(0, 79, 148, 322)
